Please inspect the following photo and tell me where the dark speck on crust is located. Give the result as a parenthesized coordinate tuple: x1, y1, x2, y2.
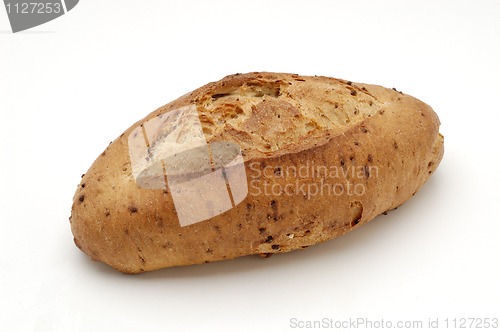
(78, 195, 85, 203)
(129, 206, 138, 213)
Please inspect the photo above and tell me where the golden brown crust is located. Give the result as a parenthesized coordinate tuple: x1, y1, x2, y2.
(70, 72, 444, 273)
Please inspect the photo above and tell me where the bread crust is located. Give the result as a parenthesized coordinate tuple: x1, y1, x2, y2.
(70, 72, 444, 273)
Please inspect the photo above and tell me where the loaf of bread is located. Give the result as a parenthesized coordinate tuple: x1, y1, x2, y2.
(70, 72, 444, 273)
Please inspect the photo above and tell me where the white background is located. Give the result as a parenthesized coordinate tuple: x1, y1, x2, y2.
(1, 1, 499, 331)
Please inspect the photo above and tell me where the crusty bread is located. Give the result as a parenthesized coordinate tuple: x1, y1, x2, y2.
(70, 72, 444, 273)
